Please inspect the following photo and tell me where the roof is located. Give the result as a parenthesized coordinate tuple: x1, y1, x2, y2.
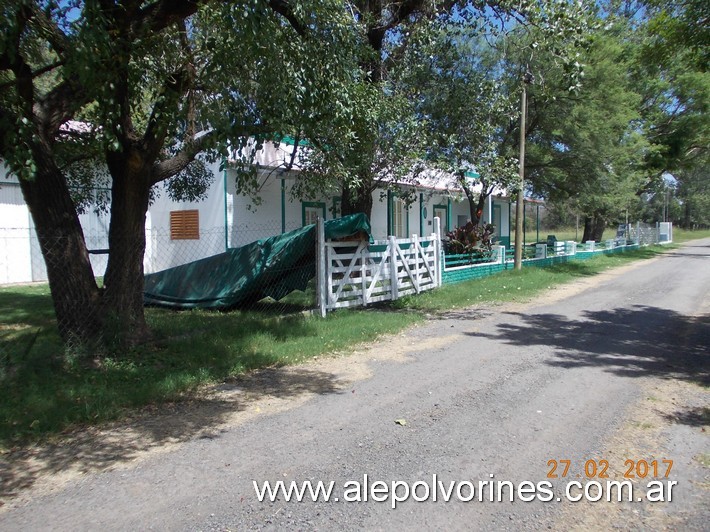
(228, 139, 303, 171)
(226, 138, 509, 198)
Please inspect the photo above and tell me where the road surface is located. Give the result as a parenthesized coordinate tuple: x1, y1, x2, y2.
(2, 239, 709, 530)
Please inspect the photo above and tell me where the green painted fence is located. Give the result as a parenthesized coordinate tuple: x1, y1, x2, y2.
(441, 244, 640, 285)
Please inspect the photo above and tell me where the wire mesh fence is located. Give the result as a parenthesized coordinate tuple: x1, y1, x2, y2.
(0, 221, 318, 362)
(0, 218, 674, 363)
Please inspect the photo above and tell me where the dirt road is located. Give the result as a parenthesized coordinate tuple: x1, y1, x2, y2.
(2, 240, 708, 530)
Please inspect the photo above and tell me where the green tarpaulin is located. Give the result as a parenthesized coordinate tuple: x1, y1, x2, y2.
(143, 213, 371, 310)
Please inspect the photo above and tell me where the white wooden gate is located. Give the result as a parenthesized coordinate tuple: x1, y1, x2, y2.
(316, 218, 441, 316)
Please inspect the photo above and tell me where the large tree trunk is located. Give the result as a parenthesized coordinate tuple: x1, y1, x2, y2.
(459, 175, 489, 227)
(341, 182, 373, 218)
(582, 213, 607, 242)
(102, 148, 152, 347)
(466, 192, 486, 227)
(683, 202, 691, 229)
(19, 143, 103, 346)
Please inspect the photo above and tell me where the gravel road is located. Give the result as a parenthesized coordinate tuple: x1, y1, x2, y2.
(2, 240, 708, 530)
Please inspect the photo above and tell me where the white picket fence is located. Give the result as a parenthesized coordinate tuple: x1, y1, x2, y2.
(316, 218, 442, 316)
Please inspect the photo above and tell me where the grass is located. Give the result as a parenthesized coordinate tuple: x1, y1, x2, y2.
(513, 226, 710, 245)
(0, 287, 420, 445)
(0, 240, 691, 446)
(511, 226, 615, 244)
(671, 228, 710, 243)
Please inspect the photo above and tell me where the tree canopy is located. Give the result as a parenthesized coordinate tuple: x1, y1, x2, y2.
(0, 0, 358, 346)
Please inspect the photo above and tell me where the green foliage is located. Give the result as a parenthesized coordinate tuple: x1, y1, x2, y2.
(0, 0, 359, 190)
(445, 222, 496, 255)
(518, 26, 649, 227)
(629, 0, 709, 174)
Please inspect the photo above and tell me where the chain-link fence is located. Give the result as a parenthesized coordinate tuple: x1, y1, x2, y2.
(0, 221, 318, 362)
(628, 222, 665, 246)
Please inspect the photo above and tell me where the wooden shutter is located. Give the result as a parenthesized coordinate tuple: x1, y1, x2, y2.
(170, 210, 200, 240)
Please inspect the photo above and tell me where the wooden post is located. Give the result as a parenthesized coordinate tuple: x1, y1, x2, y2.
(433, 217, 442, 287)
(361, 243, 368, 306)
(316, 217, 326, 317)
(412, 234, 420, 293)
(389, 235, 399, 301)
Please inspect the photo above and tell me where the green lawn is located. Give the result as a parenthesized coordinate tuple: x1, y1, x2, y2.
(0, 242, 683, 446)
(672, 228, 710, 243)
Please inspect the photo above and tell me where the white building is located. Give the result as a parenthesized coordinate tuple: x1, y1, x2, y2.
(0, 140, 511, 284)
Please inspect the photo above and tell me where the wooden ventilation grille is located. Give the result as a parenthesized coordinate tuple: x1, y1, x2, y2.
(170, 210, 200, 240)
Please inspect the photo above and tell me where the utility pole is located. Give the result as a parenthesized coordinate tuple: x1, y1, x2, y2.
(514, 70, 533, 270)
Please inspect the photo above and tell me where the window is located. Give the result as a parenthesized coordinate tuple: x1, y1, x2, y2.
(302, 201, 326, 226)
(170, 209, 199, 240)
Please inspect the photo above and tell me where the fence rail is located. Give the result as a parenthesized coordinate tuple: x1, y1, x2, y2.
(316, 218, 442, 316)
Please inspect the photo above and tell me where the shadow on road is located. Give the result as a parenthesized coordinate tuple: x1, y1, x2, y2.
(662, 406, 710, 427)
(0, 366, 342, 505)
(467, 305, 709, 386)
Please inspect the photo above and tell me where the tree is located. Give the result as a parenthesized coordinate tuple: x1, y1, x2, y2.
(628, 0, 710, 230)
(0, 0, 356, 348)
(508, 23, 649, 241)
(410, 29, 519, 227)
(298, 0, 596, 226)
(675, 162, 710, 227)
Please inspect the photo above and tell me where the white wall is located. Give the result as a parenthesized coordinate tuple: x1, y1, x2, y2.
(0, 175, 33, 284)
(226, 169, 347, 246)
(146, 160, 226, 273)
(0, 167, 116, 283)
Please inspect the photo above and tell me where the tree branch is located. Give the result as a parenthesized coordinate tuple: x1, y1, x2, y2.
(34, 75, 88, 137)
(132, 0, 205, 36)
(267, 0, 306, 35)
(150, 130, 215, 185)
(150, 123, 273, 185)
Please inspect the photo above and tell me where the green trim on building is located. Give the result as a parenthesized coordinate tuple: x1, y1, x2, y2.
(493, 203, 510, 247)
(301, 201, 326, 226)
(281, 178, 286, 234)
(279, 135, 311, 147)
(433, 203, 449, 234)
(419, 193, 424, 236)
(387, 191, 410, 237)
(447, 198, 452, 231)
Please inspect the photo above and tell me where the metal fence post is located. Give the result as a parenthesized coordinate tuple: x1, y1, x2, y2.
(535, 243, 547, 259)
(316, 217, 327, 317)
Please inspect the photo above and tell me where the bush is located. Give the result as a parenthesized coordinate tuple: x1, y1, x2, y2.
(444, 222, 496, 256)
